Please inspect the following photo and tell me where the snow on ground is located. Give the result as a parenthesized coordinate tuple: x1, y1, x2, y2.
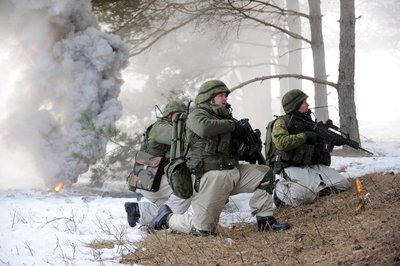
(1, 139, 400, 266)
(0, 186, 143, 266)
(332, 139, 400, 177)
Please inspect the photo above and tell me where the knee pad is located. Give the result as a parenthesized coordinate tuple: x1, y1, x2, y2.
(257, 169, 275, 195)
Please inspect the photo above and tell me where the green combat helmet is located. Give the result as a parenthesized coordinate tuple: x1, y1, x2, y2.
(162, 100, 186, 117)
(195, 80, 230, 104)
(282, 89, 308, 114)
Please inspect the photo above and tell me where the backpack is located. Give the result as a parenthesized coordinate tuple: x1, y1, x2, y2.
(127, 122, 164, 192)
(264, 117, 278, 168)
(141, 123, 155, 153)
(165, 103, 193, 199)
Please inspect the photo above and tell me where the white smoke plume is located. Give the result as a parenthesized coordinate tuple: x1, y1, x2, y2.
(0, 0, 128, 188)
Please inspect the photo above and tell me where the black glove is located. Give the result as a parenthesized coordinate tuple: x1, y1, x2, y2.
(333, 136, 346, 146)
(232, 121, 246, 140)
(304, 131, 317, 144)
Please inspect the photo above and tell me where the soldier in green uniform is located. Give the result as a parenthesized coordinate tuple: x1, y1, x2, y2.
(148, 80, 290, 235)
(270, 89, 349, 207)
(124, 101, 191, 227)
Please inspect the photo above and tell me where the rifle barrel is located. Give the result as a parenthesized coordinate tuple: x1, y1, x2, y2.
(297, 116, 374, 155)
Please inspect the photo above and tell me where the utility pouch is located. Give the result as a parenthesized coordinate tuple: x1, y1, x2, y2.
(127, 151, 165, 192)
(165, 158, 193, 199)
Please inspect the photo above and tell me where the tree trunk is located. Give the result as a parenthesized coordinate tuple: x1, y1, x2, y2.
(308, 0, 329, 122)
(338, 0, 361, 145)
(278, 35, 290, 109)
(287, 0, 302, 91)
(276, 0, 289, 114)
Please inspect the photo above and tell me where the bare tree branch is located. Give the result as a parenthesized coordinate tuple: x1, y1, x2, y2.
(112, 0, 158, 34)
(129, 9, 208, 57)
(249, 0, 310, 18)
(227, 0, 311, 44)
(230, 74, 338, 92)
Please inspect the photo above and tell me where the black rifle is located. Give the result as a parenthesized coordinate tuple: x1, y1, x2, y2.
(199, 104, 267, 164)
(289, 116, 373, 155)
(235, 118, 267, 165)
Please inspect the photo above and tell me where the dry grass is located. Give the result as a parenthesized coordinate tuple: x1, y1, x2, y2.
(121, 173, 400, 266)
(86, 240, 116, 249)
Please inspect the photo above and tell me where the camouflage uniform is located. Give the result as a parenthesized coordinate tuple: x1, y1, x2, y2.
(127, 101, 191, 226)
(159, 80, 289, 235)
(272, 89, 349, 207)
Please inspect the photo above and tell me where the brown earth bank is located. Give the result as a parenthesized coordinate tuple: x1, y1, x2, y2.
(121, 173, 400, 265)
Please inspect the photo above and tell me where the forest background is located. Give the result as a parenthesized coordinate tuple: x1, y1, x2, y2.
(92, 0, 400, 186)
(0, 1, 399, 265)
(0, 0, 399, 190)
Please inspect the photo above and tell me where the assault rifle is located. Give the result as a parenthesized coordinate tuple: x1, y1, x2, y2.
(289, 116, 373, 155)
(235, 118, 267, 165)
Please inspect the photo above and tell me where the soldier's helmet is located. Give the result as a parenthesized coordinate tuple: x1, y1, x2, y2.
(282, 89, 308, 114)
(162, 100, 186, 117)
(195, 80, 230, 104)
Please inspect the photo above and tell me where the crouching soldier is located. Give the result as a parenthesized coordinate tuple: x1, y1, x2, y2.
(125, 101, 191, 227)
(148, 80, 290, 235)
(268, 89, 349, 207)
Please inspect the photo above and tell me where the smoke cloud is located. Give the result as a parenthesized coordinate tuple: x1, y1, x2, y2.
(0, 0, 128, 188)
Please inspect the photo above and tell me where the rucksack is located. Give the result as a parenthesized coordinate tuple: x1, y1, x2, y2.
(264, 117, 278, 168)
(126, 122, 164, 192)
(165, 103, 193, 199)
(141, 122, 155, 153)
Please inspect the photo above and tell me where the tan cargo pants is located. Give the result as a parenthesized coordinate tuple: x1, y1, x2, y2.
(169, 164, 274, 233)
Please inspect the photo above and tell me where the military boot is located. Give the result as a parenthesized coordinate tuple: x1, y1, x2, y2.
(257, 216, 290, 232)
(124, 202, 140, 227)
(190, 227, 214, 237)
(149, 205, 172, 230)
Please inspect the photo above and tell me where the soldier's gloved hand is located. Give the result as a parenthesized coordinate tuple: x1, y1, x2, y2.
(304, 131, 317, 144)
(232, 121, 246, 140)
(333, 136, 346, 146)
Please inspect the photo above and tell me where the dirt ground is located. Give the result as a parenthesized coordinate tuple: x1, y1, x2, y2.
(121, 173, 400, 265)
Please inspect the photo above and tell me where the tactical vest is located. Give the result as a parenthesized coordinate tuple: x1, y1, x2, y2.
(270, 114, 331, 173)
(185, 104, 238, 177)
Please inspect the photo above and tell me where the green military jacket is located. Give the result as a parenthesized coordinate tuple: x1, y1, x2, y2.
(185, 103, 238, 176)
(145, 118, 173, 160)
(271, 113, 331, 173)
